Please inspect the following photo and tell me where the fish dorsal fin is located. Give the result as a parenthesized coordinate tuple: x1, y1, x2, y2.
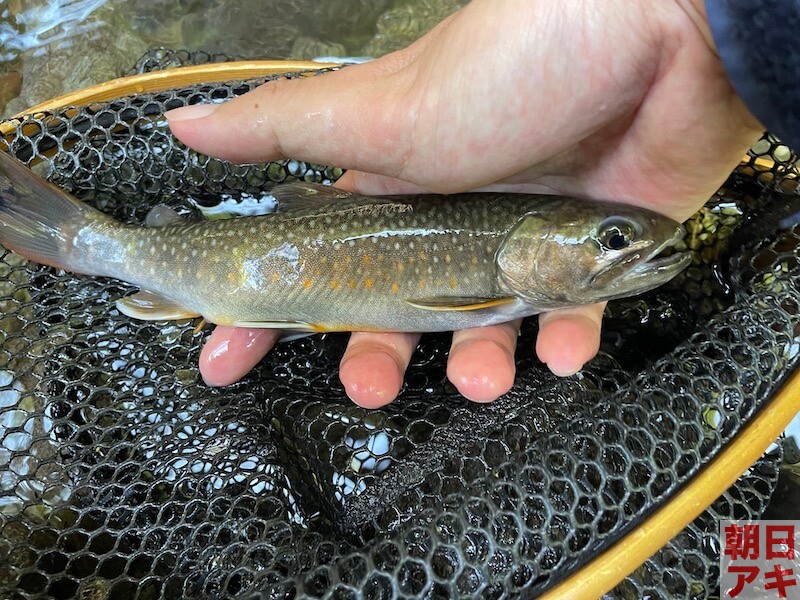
(270, 182, 355, 212)
(404, 296, 516, 311)
(145, 205, 183, 227)
(270, 182, 415, 219)
(116, 291, 201, 321)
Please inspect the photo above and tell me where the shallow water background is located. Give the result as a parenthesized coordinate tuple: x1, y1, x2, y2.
(0, 0, 465, 117)
(0, 0, 797, 521)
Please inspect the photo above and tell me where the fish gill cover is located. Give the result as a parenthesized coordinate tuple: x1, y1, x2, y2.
(0, 54, 796, 599)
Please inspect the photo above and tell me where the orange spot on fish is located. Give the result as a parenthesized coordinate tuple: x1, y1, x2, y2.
(349, 279, 357, 289)
(330, 280, 340, 290)
(397, 263, 405, 272)
(364, 278, 374, 290)
(391, 283, 400, 294)
(303, 279, 314, 289)
(470, 256, 479, 265)
(271, 273, 281, 281)
(419, 252, 428, 261)
(362, 255, 371, 266)
(449, 277, 457, 289)
(418, 280, 426, 289)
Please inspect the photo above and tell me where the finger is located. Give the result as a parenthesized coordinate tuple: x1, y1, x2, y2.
(165, 58, 417, 174)
(536, 303, 606, 376)
(446, 320, 520, 403)
(339, 332, 421, 409)
(335, 170, 430, 196)
(199, 326, 281, 386)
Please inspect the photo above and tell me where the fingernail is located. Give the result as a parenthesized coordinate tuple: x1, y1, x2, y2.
(164, 103, 217, 122)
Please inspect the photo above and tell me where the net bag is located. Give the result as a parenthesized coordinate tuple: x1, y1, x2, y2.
(0, 54, 798, 599)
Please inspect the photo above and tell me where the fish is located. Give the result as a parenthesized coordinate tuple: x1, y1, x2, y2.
(0, 150, 691, 334)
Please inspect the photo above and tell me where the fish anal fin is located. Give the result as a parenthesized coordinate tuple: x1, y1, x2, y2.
(116, 291, 201, 321)
(231, 320, 329, 333)
(404, 296, 516, 311)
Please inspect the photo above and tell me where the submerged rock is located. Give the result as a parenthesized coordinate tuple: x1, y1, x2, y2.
(363, 0, 466, 56)
(5, 4, 148, 115)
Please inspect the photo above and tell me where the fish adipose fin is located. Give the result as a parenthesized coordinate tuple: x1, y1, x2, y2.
(404, 296, 516, 311)
(116, 291, 201, 321)
(0, 151, 110, 273)
(145, 205, 183, 227)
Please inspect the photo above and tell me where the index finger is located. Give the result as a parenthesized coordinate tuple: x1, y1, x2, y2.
(165, 58, 416, 175)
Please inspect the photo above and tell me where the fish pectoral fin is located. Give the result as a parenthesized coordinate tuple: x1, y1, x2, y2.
(144, 204, 184, 227)
(404, 296, 516, 311)
(231, 320, 328, 333)
(116, 291, 201, 321)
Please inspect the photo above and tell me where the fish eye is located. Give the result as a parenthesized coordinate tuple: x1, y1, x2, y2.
(597, 218, 637, 251)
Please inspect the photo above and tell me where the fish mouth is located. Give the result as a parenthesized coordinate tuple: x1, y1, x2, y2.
(624, 226, 692, 282)
(590, 226, 691, 287)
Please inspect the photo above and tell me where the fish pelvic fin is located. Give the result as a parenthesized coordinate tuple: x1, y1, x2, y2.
(404, 296, 516, 311)
(116, 291, 201, 321)
(0, 151, 114, 273)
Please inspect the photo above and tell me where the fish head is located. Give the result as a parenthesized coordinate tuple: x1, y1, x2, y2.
(496, 201, 692, 308)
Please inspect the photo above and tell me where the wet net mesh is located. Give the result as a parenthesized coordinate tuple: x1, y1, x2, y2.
(0, 56, 797, 599)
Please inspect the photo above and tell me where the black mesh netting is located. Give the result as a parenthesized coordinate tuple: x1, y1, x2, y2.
(0, 56, 798, 599)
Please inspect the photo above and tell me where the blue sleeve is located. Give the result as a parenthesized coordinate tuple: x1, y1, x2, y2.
(705, 0, 800, 149)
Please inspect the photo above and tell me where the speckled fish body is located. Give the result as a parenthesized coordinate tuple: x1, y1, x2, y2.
(0, 151, 691, 333)
(86, 193, 552, 331)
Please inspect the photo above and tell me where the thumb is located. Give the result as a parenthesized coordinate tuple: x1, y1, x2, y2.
(165, 59, 416, 177)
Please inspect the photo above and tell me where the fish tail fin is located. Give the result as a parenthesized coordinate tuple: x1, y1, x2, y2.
(0, 151, 112, 274)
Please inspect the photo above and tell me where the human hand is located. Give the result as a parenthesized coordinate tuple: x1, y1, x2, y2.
(167, 0, 763, 408)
